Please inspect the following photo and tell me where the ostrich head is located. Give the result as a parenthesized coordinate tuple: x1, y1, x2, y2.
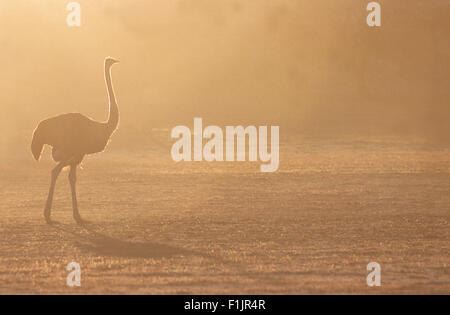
(105, 57, 119, 68)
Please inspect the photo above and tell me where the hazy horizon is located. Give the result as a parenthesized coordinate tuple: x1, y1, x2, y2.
(0, 0, 449, 152)
(0, 1, 449, 295)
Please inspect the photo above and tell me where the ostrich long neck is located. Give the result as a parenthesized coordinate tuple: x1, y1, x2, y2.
(105, 64, 119, 132)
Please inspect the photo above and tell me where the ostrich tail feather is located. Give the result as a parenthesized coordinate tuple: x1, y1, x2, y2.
(31, 128, 44, 161)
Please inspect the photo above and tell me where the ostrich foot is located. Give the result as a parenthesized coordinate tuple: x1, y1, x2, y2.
(44, 209, 52, 225)
(73, 213, 86, 225)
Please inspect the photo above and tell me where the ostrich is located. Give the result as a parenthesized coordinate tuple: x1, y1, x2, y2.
(31, 57, 120, 224)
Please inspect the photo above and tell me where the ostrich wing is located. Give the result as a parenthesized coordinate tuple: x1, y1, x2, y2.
(31, 113, 111, 160)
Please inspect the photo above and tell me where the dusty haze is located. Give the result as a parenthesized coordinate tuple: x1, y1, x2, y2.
(0, 1, 449, 295)
(1, 0, 449, 152)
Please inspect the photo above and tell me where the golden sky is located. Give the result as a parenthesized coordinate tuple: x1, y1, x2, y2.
(0, 0, 449, 143)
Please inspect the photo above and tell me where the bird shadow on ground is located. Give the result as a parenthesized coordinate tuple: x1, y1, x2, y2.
(50, 221, 198, 259)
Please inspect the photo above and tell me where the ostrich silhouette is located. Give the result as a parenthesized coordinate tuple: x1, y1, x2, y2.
(31, 57, 120, 224)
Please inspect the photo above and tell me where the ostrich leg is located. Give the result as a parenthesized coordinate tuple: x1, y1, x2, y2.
(69, 165, 83, 224)
(44, 161, 65, 223)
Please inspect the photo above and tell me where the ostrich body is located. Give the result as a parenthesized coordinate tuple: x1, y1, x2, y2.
(31, 57, 120, 224)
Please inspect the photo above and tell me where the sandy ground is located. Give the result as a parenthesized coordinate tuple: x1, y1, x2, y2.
(0, 135, 449, 294)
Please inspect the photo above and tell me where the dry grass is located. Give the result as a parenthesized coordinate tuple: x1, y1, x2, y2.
(0, 136, 449, 294)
